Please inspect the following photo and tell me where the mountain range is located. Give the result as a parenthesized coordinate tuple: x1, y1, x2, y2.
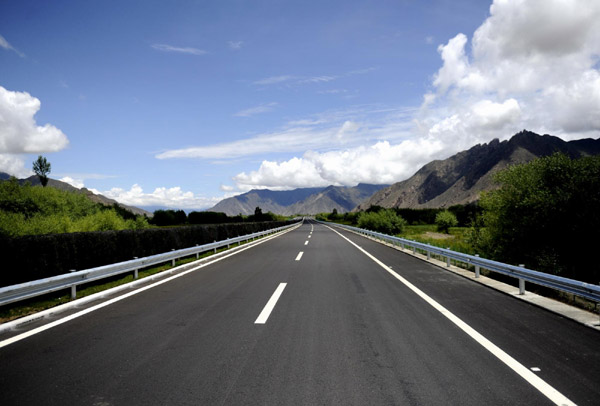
(209, 184, 389, 215)
(357, 130, 600, 210)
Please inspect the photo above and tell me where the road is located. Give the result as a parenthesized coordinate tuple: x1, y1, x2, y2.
(0, 220, 598, 405)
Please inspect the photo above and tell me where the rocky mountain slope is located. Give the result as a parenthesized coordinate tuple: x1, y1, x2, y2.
(356, 130, 600, 210)
(210, 183, 388, 215)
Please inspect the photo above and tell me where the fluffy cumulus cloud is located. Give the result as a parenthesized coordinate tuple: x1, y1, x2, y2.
(102, 184, 222, 209)
(0, 86, 69, 176)
(421, 0, 600, 140)
(231, 138, 447, 190)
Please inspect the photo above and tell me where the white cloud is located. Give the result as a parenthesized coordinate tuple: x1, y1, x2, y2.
(252, 75, 296, 85)
(102, 184, 222, 210)
(151, 43, 207, 55)
(0, 34, 25, 57)
(0, 86, 69, 154)
(233, 102, 278, 117)
(422, 0, 600, 140)
(0, 86, 69, 176)
(228, 41, 243, 50)
(59, 176, 85, 189)
(0, 154, 31, 178)
(231, 138, 451, 191)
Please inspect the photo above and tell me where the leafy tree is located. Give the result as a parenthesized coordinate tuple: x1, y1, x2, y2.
(151, 209, 187, 226)
(33, 155, 51, 187)
(471, 153, 600, 282)
(435, 210, 458, 233)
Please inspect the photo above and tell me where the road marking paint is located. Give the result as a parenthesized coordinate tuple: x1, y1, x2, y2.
(0, 225, 300, 349)
(308, 235, 311, 238)
(305, 241, 309, 245)
(295, 251, 304, 261)
(255, 283, 287, 324)
(325, 225, 576, 406)
(531, 367, 541, 372)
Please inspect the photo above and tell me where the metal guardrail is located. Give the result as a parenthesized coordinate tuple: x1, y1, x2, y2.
(0, 221, 301, 307)
(324, 221, 600, 303)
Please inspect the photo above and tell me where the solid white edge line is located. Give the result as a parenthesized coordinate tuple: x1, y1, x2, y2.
(324, 225, 576, 406)
(295, 251, 304, 261)
(255, 283, 287, 324)
(0, 225, 301, 349)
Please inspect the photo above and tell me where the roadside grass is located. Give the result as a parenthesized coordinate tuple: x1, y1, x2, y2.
(398, 225, 475, 255)
(0, 238, 258, 324)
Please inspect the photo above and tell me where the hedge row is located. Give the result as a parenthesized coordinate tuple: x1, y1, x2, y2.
(0, 221, 292, 287)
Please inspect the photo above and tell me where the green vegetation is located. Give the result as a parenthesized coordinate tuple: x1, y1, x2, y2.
(0, 177, 149, 237)
(357, 208, 406, 234)
(150, 206, 286, 227)
(470, 153, 600, 283)
(32, 155, 51, 187)
(435, 210, 458, 233)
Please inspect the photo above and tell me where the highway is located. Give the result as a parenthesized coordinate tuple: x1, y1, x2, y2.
(1, 220, 599, 405)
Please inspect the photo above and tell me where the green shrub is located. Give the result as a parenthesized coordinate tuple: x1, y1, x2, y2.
(357, 209, 406, 234)
(435, 210, 458, 233)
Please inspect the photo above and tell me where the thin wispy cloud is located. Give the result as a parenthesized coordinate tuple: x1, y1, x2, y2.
(156, 105, 414, 160)
(252, 68, 376, 87)
(228, 41, 243, 50)
(234, 102, 278, 117)
(252, 75, 296, 85)
(151, 43, 207, 55)
(0, 34, 25, 58)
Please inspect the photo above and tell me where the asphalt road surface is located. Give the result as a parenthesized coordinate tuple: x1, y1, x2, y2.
(1, 220, 598, 405)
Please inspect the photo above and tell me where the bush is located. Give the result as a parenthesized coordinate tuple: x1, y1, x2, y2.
(471, 153, 600, 282)
(0, 179, 149, 237)
(357, 209, 406, 235)
(435, 210, 458, 233)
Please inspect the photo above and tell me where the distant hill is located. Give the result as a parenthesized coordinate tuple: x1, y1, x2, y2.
(356, 130, 600, 210)
(0, 173, 152, 217)
(210, 183, 389, 215)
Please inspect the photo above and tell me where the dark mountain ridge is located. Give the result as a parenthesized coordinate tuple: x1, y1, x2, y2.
(357, 130, 600, 210)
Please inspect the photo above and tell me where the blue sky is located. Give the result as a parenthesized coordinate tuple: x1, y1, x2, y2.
(1, 0, 599, 210)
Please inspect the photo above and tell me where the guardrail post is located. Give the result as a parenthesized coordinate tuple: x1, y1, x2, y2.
(196, 244, 200, 259)
(70, 269, 77, 299)
(427, 245, 431, 261)
(171, 249, 176, 267)
(412, 245, 416, 254)
(214, 240, 217, 254)
(519, 264, 525, 294)
(475, 254, 480, 278)
(446, 249, 451, 267)
(133, 257, 139, 279)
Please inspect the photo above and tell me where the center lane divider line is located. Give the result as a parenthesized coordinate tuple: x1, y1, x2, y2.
(304, 241, 309, 245)
(324, 225, 576, 406)
(295, 251, 304, 261)
(255, 283, 287, 324)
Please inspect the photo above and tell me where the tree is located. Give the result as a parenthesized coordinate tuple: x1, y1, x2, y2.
(435, 210, 458, 233)
(471, 153, 600, 282)
(33, 155, 51, 187)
